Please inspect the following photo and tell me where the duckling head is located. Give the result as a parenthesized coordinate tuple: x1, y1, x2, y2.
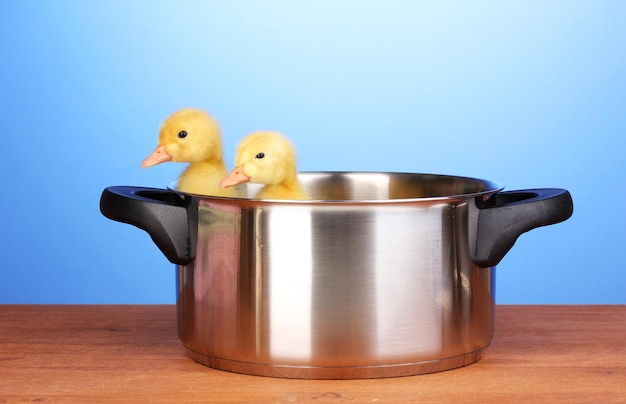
(142, 108, 224, 168)
(220, 131, 297, 188)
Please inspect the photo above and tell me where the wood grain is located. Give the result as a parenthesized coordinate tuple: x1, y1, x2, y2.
(1, 305, 624, 403)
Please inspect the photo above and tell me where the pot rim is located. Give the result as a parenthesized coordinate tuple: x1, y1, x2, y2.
(167, 171, 505, 204)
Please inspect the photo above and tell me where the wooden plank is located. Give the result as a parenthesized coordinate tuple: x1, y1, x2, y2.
(0, 305, 624, 402)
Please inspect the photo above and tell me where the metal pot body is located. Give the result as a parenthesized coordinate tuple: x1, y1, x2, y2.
(176, 173, 497, 378)
(100, 172, 573, 379)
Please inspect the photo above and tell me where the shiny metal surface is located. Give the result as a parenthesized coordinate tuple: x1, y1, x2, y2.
(176, 172, 499, 378)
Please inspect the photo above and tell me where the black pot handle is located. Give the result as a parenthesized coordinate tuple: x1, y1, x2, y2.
(99, 186, 195, 266)
(473, 188, 573, 268)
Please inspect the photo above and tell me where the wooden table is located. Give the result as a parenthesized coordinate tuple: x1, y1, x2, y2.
(1, 305, 624, 402)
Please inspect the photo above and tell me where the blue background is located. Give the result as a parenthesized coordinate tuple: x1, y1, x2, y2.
(1, 1, 624, 304)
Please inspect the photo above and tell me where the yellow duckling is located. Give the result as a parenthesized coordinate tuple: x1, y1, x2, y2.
(220, 131, 309, 200)
(141, 108, 239, 197)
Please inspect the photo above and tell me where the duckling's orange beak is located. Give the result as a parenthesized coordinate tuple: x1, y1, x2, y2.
(142, 144, 172, 168)
(220, 166, 250, 188)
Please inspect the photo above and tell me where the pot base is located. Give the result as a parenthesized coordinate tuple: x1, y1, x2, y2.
(184, 345, 490, 379)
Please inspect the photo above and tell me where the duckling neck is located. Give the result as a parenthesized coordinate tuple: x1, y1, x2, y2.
(181, 160, 229, 183)
(177, 159, 232, 196)
(186, 159, 228, 174)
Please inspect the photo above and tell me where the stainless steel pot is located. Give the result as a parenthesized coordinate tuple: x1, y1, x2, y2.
(100, 172, 573, 379)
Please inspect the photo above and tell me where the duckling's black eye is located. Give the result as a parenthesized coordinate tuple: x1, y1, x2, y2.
(255, 152, 265, 159)
(178, 130, 188, 139)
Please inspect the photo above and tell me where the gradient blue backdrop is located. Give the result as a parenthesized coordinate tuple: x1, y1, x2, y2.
(1, 1, 624, 304)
